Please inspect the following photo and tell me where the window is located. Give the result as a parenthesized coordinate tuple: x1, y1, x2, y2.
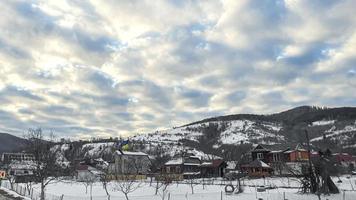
(298, 152, 302, 160)
(257, 153, 264, 160)
(273, 154, 280, 162)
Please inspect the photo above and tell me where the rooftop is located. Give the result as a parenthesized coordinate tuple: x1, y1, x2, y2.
(116, 150, 148, 156)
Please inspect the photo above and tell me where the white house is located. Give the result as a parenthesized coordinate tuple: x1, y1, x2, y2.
(108, 150, 151, 175)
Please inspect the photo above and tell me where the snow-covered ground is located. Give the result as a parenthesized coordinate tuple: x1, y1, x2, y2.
(311, 120, 335, 126)
(219, 120, 283, 145)
(132, 119, 283, 151)
(0, 186, 31, 200)
(6, 176, 355, 200)
(311, 122, 356, 142)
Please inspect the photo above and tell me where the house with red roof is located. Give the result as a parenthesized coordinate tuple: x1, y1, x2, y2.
(200, 159, 227, 178)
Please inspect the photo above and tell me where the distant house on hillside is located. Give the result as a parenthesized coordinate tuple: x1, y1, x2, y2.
(332, 153, 356, 172)
(108, 150, 151, 178)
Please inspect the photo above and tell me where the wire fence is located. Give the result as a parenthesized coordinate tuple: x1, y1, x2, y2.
(1, 179, 356, 200)
(0, 181, 63, 200)
(46, 190, 356, 200)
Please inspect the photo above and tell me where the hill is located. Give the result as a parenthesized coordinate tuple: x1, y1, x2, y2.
(0, 132, 28, 154)
(131, 106, 356, 160)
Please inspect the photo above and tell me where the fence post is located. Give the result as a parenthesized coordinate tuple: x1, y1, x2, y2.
(343, 190, 345, 200)
(31, 188, 33, 199)
(220, 191, 223, 200)
(283, 192, 285, 200)
(168, 193, 171, 200)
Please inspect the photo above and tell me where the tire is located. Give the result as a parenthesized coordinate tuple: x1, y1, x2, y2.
(225, 184, 235, 193)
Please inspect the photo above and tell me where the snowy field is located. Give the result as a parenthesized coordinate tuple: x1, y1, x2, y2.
(2, 176, 354, 200)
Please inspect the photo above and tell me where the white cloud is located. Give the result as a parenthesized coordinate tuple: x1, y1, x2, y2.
(0, 0, 355, 138)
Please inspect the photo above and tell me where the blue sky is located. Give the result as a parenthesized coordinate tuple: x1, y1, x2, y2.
(0, 0, 356, 138)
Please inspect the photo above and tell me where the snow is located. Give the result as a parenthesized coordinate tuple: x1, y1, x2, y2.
(260, 160, 270, 168)
(311, 124, 356, 142)
(9, 176, 356, 200)
(312, 120, 335, 126)
(82, 142, 115, 157)
(219, 120, 283, 145)
(133, 119, 283, 148)
(226, 161, 237, 170)
(0, 186, 32, 200)
(8, 161, 36, 170)
(165, 158, 183, 165)
(117, 151, 148, 156)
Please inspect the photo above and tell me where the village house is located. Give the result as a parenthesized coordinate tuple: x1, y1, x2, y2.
(241, 145, 275, 177)
(108, 150, 151, 178)
(241, 159, 273, 177)
(0, 153, 36, 182)
(163, 153, 227, 179)
(250, 144, 270, 163)
(163, 154, 201, 179)
(76, 164, 103, 182)
(241, 144, 317, 177)
(1, 153, 35, 164)
(283, 144, 311, 175)
(200, 159, 227, 178)
(332, 153, 356, 173)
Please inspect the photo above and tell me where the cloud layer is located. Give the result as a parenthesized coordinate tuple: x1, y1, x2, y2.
(1, 0, 356, 138)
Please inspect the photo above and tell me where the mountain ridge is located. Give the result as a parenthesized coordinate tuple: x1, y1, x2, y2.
(131, 106, 356, 160)
(0, 132, 28, 154)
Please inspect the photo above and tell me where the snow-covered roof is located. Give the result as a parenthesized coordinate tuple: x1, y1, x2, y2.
(183, 172, 200, 175)
(201, 162, 212, 166)
(9, 161, 36, 170)
(165, 158, 183, 165)
(183, 163, 200, 166)
(242, 160, 271, 168)
(116, 150, 148, 156)
(226, 161, 237, 170)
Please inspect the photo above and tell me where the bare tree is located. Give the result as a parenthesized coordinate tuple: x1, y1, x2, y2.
(152, 174, 172, 197)
(152, 174, 173, 200)
(112, 175, 143, 200)
(99, 168, 111, 200)
(187, 178, 197, 194)
(80, 173, 96, 200)
(25, 180, 34, 196)
(6, 175, 16, 190)
(24, 128, 65, 200)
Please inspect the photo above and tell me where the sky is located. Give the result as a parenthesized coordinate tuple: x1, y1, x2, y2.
(0, 0, 356, 139)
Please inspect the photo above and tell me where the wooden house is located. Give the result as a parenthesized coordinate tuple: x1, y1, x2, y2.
(200, 159, 227, 178)
(241, 159, 273, 177)
(250, 145, 270, 163)
(163, 155, 201, 179)
(285, 148, 309, 162)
